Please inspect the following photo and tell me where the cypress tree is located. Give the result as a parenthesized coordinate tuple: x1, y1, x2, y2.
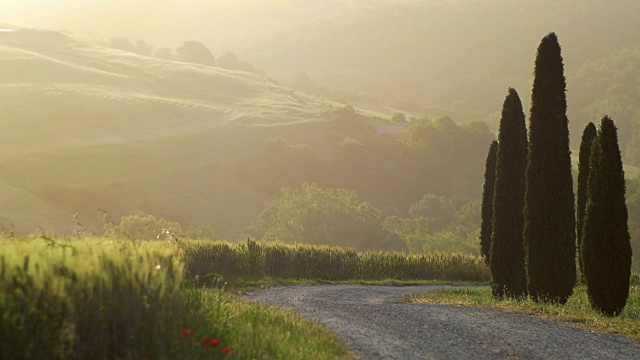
(490, 88, 528, 299)
(576, 122, 597, 281)
(480, 140, 498, 266)
(582, 116, 631, 316)
(523, 33, 576, 304)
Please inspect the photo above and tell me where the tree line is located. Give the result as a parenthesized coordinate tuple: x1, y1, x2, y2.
(481, 33, 631, 315)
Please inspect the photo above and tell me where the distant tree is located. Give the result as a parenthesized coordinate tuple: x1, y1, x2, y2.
(176, 41, 216, 66)
(135, 40, 153, 56)
(582, 116, 632, 316)
(523, 33, 576, 304)
(105, 214, 182, 240)
(409, 193, 456, 231)
(244, 182, 404, 251)
(216, 52, 246, 70)
(108, 37, 136, 53)
(185, 224, 218, 240)
(384, 196, 480, 255)
(490, 88, 528, 299)
(329, 105, 376, 136)
(576, 122, 597, 281)
(480, 140, 498, 266)
(392, 112, 407, 124)
(154, 48, 175, 60)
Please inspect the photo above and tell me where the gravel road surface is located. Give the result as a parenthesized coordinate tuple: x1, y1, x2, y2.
(245, 285, 640, 359)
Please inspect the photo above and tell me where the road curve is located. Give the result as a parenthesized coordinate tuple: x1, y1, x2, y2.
(245, 285, 640, 359)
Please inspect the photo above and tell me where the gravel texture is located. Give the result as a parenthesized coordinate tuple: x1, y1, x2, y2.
(245, 285, 640, 359)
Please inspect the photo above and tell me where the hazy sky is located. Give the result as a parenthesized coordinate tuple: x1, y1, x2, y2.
(0, 0, 412, 53)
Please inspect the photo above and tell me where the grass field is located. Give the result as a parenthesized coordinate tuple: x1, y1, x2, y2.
(181, 238, 490, 284)
(1, 236, 488, 358)
(405, 284, 640, 343)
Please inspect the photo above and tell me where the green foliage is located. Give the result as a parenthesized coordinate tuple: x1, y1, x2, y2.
(576, 122, 598, 280)
(0, 238, 350, 359)
(408, 193, 456, 230)
(184, 224, 218, 240)
(0, 238, 188, 359)
(329, 105, 376, 136)
(180, 238, 490, 282)
(244, 182, 404, 251)
(244, 137, 322, 194)
(385, 196, 481, 256)
(626, 178, 640, 271)
(480, 140, 498, 266)
(176, 41, 215, 66)
(490, 88, 528, 299)
(105, 214, 182, 240)
(524, 33, 576, 304)
(582, 116, 632, 316)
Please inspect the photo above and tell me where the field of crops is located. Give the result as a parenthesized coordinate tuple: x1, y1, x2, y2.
(181, 238, 490, 283)
(0, 236, 489, 358)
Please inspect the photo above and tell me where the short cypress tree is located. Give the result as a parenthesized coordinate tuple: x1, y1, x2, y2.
(582, 116, 631, 316)
(480, 140, 498, 266)
(576, 122, 597, 281)
(523, 33, 576, 303)
(490, 88, 528, 299)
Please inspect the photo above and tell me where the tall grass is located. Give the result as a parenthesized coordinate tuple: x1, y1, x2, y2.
(0, 237, 350, 359)
(0, 237, 190, 359)
(180, 238, 490, 282)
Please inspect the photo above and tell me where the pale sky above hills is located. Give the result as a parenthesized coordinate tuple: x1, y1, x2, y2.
(0, 0, 404, 52)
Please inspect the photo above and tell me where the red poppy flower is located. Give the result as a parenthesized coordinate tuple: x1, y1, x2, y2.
(222, 346, 232, 355)
(201, 336, 210, 347)
(182, 329, 195, 338)
(210, 339, 221, 347)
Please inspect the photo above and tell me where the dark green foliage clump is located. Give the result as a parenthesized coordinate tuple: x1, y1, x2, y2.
(576, 122, 597, 280)
(523, 33, 576, 304)
(582, 116, 632, 316)
(480, 140, 498, 266)
(490, 88, 528, 299)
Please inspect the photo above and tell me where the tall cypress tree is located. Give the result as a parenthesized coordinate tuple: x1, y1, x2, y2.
(576, 122, 597, 281)
(490, 88, 528, 299)
(582, 116, 631, 316)
(480, 140, 498, 266)
(523, 33, 576, 304)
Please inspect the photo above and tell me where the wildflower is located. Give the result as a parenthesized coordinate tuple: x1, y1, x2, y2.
(182, 329, 195, 338)
(209, 339, 220, 347)
(201, 336, 210, 347)
(222, 346, 232, 355)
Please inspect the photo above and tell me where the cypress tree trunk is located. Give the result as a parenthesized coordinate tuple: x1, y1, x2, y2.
(491, 88, 528, 299)
(576, 122, 597, 282)
(582, 116, 631, 316)
(523, 33, 576, 304)
(480, 140, 498, 266)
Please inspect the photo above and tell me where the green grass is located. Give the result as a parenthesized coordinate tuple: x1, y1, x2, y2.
(0, 237, 350, 359)
(226, 276, 488, 294)
(404, 285, 640, 342)
(180, 238, 490, 284)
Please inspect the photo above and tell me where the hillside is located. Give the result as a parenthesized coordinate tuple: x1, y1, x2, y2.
(0, 28, 383, 236)
(0, 27, 342, 156)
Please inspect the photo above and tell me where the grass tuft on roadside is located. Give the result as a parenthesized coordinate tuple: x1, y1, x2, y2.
(404, 285, 640, 342)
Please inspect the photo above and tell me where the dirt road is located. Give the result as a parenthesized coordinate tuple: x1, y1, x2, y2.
(245, 285, 640, 359)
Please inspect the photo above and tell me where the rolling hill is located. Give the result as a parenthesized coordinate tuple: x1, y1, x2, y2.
(0, 28, 388, 237)
(0, 27, 345, 156)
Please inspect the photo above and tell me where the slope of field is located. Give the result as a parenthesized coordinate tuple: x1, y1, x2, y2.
(0, 28, 370, 237)
(0, 27, 338, 156)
